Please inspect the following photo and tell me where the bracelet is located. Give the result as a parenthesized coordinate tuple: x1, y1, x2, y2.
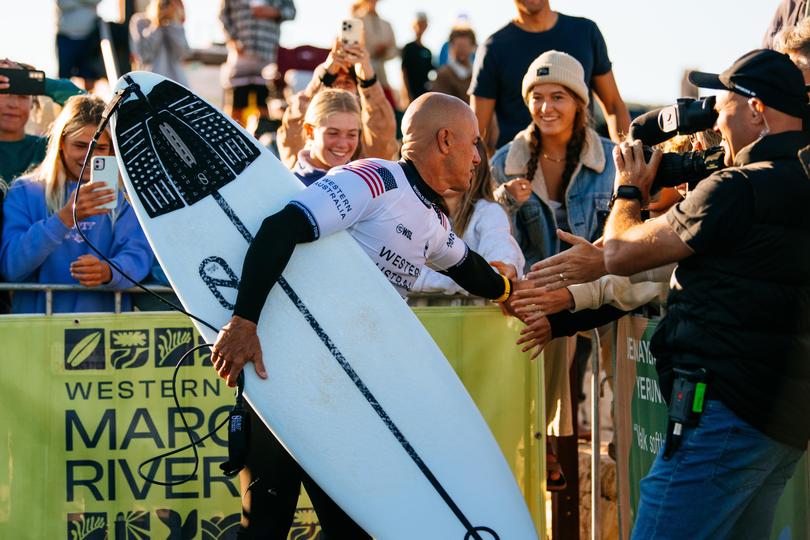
(493, 274, 512, 303)
(319, 70, 338, 87)
(358, 73, 378, 88)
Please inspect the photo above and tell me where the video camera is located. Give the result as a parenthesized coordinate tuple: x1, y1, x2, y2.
(629, 97, 725, 193)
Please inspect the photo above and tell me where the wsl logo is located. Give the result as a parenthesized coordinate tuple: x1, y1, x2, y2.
(396, 223, 413, 240)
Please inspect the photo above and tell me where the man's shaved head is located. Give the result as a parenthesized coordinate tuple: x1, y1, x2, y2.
(401, 92, 477, 153)
(400, 92, 481, 194)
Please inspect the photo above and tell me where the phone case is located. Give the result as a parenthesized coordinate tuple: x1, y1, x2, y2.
(0, 68, 46, 96)
(91, 156, 120, 210)
(340, 18, 363, 46)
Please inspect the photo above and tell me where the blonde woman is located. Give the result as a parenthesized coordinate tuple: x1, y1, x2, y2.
(0, 95, 153, 313)
(292, 88, 362, 185)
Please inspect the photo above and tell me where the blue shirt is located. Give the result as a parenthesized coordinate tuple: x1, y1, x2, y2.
(470, 14, 612, 148)
(0, 178, 154, 313)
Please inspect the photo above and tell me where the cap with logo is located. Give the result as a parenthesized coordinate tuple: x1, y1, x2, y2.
(522, 50, 589, 106)
(688, 49, 808, 118)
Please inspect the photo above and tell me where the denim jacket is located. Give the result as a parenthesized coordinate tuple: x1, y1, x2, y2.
(491, 126, 615, 270)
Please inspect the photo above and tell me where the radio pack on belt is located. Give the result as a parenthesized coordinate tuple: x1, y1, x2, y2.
(663, 367, 709, 460)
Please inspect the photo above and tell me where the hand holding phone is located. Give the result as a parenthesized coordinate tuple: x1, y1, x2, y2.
(340, 18, 364, 47)
(0, 67, 45, 96)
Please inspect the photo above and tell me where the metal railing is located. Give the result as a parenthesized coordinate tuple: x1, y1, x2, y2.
(0, 284, 495, 315)
(0, 283, 174, 315)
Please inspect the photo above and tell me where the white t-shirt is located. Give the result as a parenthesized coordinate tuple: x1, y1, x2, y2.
(290, 159, 469, 297)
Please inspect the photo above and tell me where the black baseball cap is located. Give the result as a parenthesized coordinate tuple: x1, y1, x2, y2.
(688, 49, 808, 118)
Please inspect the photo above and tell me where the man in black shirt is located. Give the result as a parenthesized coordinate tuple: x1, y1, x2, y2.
(400, 12, 434, 105)
(604, 49, 810, 538)
(469, 0, 630, 147)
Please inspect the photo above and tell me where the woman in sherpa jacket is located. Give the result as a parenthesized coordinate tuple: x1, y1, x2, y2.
(490, 50, 616, 492)
(491, 50, 615, 270)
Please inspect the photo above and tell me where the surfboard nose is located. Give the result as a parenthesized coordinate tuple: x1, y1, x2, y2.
(114, 79, 261, 218)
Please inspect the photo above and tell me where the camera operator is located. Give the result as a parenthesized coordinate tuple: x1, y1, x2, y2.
(603, 49, 810, 539)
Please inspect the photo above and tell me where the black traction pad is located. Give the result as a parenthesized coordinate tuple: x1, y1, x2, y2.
(114, 79, 261, 218)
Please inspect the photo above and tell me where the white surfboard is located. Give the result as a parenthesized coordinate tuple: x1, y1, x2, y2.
(110, 72, 538, 540)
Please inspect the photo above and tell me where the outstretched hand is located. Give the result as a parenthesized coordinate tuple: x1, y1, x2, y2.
(510, 285, 574, 318)
(516, 314, 552, 360)
(525, 230, 606, 290)
(211, 316, 268, 388)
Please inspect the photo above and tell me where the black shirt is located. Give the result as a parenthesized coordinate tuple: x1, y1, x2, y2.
(654, 131, 810, 449)
(469, 14, 612, 148)
(401, 41, 434, 100)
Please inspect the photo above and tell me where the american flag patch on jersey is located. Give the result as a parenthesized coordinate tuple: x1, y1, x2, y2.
(434, 206, 449, 229)
(343, 161, 398, 198)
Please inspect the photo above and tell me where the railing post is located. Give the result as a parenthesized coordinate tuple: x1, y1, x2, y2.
(46, 289, 53, 316)
(114, 292, 122, 314)
(591, 329, 602, 540)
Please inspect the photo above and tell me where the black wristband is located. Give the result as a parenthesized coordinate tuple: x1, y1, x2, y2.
(358, 73, 378, 88)
(609, 184, 643, 210)
(319, 70, 338, 87)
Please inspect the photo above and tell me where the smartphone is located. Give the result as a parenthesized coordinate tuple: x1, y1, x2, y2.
(340, 18, 364, 46)
(91, 156, 120, 210)
(0, 67, 46, 96)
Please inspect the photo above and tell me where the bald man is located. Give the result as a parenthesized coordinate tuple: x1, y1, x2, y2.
(212, 93, 517, 539)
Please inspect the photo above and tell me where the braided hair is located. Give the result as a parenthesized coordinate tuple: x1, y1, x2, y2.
(525, 89, 590, 196)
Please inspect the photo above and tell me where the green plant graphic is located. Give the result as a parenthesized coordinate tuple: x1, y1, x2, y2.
(69, 515, 105, 540)
(111, 331, 149, 369)
(158, 330, 192, 362)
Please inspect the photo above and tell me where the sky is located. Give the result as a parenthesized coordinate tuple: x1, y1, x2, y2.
(0, 0, 779, 106)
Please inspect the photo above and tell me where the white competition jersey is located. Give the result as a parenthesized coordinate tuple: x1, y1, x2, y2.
(290, 159, 469, 297)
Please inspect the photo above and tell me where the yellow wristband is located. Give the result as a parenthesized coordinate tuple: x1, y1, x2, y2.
(493, 274, 511, 303)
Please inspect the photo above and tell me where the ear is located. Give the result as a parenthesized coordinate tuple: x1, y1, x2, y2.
(304, 123, 315, 140)
(748, 98, 765, 117)
(436, 127, 453, 155)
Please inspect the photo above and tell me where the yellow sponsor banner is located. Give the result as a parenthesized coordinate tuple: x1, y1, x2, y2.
(0, 308, 544, 539)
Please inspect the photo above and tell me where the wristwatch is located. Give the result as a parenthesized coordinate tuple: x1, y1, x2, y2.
(609, 184, 643, 209)
(358, 73, 378, 88)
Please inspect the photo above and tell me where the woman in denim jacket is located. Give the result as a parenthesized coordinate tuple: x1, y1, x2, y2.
(491, 50, 615, 491)
(491, 51, 615, 270)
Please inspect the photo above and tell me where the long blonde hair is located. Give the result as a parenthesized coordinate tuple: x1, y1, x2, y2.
(34, 95, 107, 215)
(452, 139, 495, 236)
(304, 88, 362, 128)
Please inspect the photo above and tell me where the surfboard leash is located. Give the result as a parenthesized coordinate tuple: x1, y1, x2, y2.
(70, 80, 249, 487)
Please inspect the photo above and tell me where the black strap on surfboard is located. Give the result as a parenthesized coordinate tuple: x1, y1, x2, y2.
(78, 76, 500, 539)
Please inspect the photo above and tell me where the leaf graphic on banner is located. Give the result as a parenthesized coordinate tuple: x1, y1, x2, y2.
(66, 332, 102, 368)
(68, 515, 106, 540)
(157, 509, 197, 540)
(201, 513, 241, 540)
(158, 330, 192, 361)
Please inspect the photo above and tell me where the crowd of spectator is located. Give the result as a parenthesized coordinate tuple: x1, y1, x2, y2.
(2, 0, 809, 537)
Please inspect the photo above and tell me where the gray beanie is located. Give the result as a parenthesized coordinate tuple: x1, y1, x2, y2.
(522, 50, 589, 105)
